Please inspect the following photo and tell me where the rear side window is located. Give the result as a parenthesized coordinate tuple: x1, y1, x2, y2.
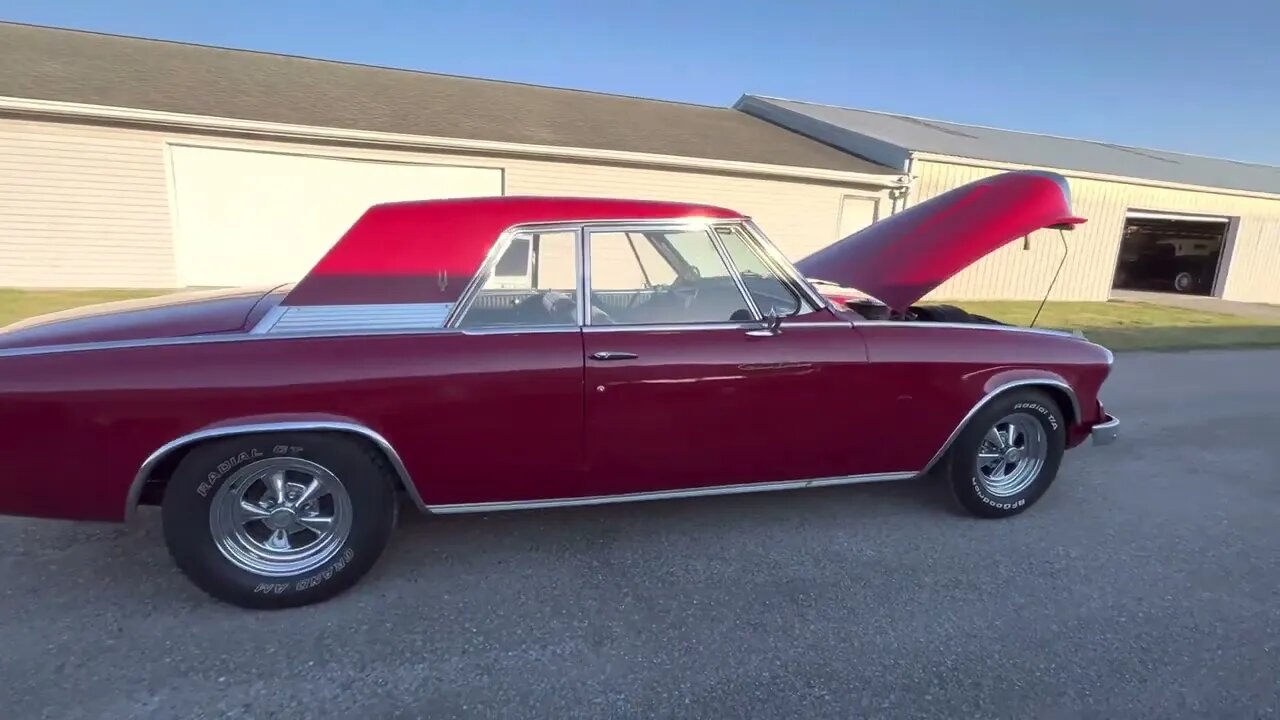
(456, 231, 579, 327)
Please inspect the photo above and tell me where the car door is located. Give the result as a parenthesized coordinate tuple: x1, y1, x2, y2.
(435, 227, 588, 506)
(581, 222, 878, 497)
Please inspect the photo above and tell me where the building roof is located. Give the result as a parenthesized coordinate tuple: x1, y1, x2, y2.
(737, 95, 1280, 196)
(0, 23, 897, 177)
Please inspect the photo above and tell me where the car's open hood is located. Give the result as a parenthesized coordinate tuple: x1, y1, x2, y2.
(795, 170, 1086, 312)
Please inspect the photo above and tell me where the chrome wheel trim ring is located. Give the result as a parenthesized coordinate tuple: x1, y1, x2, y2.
(1174, 272, 1194, 292)
(975, 412, 1047, 498)
(209, 457, 353, 577)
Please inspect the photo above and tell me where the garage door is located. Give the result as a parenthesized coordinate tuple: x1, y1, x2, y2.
(169, 145, 503, 287)
(1112, 211, 1231, 297)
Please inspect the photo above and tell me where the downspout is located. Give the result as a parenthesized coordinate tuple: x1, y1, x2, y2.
(888, 154, 916, 215)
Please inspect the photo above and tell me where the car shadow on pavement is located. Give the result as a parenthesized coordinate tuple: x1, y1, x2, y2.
(1, 474, 958, 610)
(375, 474, 958, 580)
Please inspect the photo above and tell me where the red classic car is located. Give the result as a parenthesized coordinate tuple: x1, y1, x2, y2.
(0, 170, 1118, 609)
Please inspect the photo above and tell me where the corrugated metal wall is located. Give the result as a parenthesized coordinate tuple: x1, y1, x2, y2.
(914, 159, 1280, 304)
(0, 116, 887, 289)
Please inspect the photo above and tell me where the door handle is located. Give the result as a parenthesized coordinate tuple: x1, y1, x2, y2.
(590, 351, 638, 361)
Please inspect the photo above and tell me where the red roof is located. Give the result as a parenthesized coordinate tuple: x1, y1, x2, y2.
(285, 196, 743, 306)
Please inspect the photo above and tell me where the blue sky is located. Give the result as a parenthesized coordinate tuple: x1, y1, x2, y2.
(4, 0, 1278, 165)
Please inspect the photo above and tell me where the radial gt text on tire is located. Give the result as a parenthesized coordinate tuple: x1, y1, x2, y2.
(945, 388, 1066, 518)
(161, 432, 399, 609)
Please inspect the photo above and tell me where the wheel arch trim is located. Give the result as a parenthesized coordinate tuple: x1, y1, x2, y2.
(124, 420, 425, 522)
(918, 377, 1080, 476)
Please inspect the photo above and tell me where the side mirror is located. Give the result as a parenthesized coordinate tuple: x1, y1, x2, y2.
(746, 307, 784, 337)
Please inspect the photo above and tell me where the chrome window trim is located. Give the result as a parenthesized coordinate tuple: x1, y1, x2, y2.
(446, 223, 585, 331)
(780, 320, 855, 328)
(582, 320, 852, 334)
(574, 226, 587, 327)
(443, 226, 519, 329)
(582, 221, 759, 327)
(740, 219, 826, 311)
(444, 217, 740, 329)
(581, 222, 595, 326)
(707, 225, 763, 320)
(583, 321, 757, 334)
(425, 471, 915, 514)
(125, 420, 424, 522)
(459, 325, 581, 336)
(917, 378, 1082, 476)
(712, 224, 807, 318)
(577, 219, 724, 234)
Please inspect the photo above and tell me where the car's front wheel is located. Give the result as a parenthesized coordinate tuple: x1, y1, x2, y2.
(161, 432, 399, 609)
(945, 389, 1066, 518)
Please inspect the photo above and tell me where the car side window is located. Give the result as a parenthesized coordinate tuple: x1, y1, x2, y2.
(714, 226, 803, 316)
(456, 231, 579, 327)
(586, 228, 755, 325)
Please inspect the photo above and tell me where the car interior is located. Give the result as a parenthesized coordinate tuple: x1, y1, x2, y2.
(457, 228, 803, 328)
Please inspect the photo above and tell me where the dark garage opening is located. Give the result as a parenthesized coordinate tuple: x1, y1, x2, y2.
(1112, 215, 1229, 296)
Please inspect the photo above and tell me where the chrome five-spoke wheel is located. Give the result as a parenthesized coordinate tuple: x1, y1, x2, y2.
(943, 389, 1065, 518)
(164, 433, 398, 608)
(209, 458, 353, 577)
(975, 412, 1047, 497)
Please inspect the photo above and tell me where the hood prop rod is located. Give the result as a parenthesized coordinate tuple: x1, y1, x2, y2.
(1030, 228, 1070, 329)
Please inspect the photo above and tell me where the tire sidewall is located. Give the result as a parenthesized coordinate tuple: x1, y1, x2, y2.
(949, 391, 1066, 518)
(162, 432, 397, 609)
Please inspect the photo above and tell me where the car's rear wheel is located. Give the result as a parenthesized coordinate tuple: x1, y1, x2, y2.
(946, 389, 1066, 518)
(161, 432, 399, 609)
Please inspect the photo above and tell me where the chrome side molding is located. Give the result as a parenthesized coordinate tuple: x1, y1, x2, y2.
(123, 379, 1086, 521)
(425, 471, 915, 514)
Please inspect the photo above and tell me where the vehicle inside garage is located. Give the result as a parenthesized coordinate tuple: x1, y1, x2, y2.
(1112, 213, 1229, 296)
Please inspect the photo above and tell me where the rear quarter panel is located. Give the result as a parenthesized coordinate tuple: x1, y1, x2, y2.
(0, 331, 584, 521)
(853, 324, 1113, 472)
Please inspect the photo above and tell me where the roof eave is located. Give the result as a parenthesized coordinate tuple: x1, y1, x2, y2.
(734, 95, 913, 173)
(0, 95, 907, 188)
(913, 151, 1280, 202)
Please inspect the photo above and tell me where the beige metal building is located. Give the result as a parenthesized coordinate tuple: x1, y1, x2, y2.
(738, 96, 1280, 304)
(0, 23, 905, 290)
(5, 22, 1278, 306)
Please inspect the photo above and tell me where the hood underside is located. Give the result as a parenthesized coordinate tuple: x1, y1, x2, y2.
(796, 170, 1086, 312)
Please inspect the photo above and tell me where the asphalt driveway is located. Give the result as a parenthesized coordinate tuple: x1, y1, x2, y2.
(2, 349, 1278, 719)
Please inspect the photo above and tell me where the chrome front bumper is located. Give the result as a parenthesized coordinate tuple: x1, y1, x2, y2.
(1091, 414, 1120, 446)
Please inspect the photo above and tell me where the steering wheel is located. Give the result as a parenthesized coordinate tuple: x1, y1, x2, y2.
(669, 266, 701, 308)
